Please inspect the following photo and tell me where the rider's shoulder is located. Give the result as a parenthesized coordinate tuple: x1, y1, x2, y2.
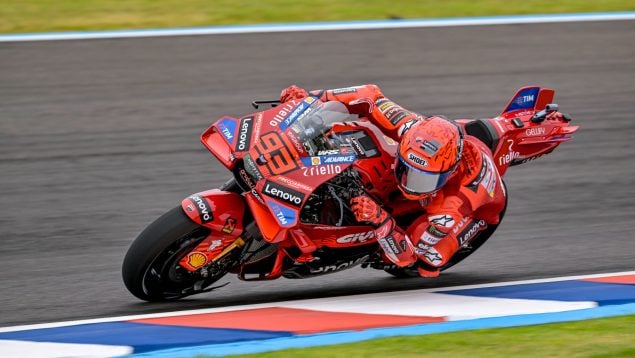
(359, 84, 384, 98)
(457, 137, 486, 186)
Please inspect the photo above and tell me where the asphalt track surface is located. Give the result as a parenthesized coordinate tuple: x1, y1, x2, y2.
(1, 20, 634, 327)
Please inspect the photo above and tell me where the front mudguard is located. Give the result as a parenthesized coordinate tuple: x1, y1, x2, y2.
(178, 189, 247, 272)
(181, 189, 246, 237)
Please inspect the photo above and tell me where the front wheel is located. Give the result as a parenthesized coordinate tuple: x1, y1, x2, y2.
(122, 206, 229, 301)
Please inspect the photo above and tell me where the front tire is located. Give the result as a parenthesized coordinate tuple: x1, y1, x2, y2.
(122, 206, 223, 301)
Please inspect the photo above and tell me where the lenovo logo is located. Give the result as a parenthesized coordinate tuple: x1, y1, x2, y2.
(190, 195, 213, 223)
(262, 181, 305, 207)
(236, 117, 253, 151)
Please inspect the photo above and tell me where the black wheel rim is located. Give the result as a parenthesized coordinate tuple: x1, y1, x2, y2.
(141, 227, 211, 300)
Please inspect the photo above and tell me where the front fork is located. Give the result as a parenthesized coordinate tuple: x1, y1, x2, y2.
(179, 188, 248, 272)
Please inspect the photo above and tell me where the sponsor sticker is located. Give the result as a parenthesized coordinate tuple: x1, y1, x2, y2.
(499, 139, 520, 166)
(384, 107, 401, 119)
(262, 180, 306, 208)
(385, 236, 403, 254)
(420, 232, 442, 245)
(377, 238, 399, 263)
(457, 219, 487, 246)
(379, 102, 394, 112)
(407, 152, 428, 167)
(207, 240, 223, 251)
(299, 155, 355, 176)
(222, 217, 237, 234)
(265, 199, 297, 227)
(280, 97, 317, 131)
(375, 98, 390, 106)
(398, 119, 417, 136)
(424, 248, 443, 265)
(505, 87, 539, 113)
(235, 116, 254, 151)
(243, 154, 264, 182)
(389, 111, 410, 125)
(482, 155, 498, 197)
(468, 157, 487, 189)
(250, 188, 265, 204)
(427, 225, 448, 238)
(301, 155, 356, 166)
(190, 195, 214, 223)
(452, 216, 470, 234)
(269, 102, 295, 127)
(217, 117, 237, 145)
(429, 214, 455, 228)
(322, 155, 356, 164)
(277, 176, 313, 192)
(336, 231, 374, 244)
(317, 149, 340, 155)
(525, 127, 546, 136)
(287, 130, 307, 155)
(350, 138, 366, 156)
(332, 87, 359, 95)
(302, 164, 343, 176)
(238, 168, 256, 190)
(253, 113, 263, 141)
(308, 255, 369, 274)
(420, 139, 441, 156)
(187, 252, 208, 269)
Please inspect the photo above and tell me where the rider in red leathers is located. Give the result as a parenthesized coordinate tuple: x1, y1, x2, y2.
(280, 84, 507, 277)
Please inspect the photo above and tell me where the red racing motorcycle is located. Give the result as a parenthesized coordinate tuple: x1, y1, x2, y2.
(122, 87, 578, 301)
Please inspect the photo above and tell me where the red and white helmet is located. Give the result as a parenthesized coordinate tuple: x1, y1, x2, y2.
(395, 116, 464, 199)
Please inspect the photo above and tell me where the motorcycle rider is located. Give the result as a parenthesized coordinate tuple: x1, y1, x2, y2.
(279, 84, 508, 277)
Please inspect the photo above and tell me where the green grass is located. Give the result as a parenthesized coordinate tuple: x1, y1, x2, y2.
(230, 315, 635, 358)
(2, 0, 635, 34)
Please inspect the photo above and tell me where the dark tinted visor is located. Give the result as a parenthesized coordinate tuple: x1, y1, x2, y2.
(395, 155, 454, 195)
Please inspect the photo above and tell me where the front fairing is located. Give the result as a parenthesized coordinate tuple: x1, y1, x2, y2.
(204, 98, 359, 237)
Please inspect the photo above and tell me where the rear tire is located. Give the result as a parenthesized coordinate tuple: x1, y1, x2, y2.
(383, 265, 419, 278)
(122, 206, 223, 301)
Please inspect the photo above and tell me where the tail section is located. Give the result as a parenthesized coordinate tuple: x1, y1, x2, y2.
(500, 86, 554, 118)
(478, 86, 580, 176)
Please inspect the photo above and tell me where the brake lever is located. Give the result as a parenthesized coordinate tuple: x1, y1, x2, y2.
(531, 103, 559, 123)
(251, 100, 281, 109)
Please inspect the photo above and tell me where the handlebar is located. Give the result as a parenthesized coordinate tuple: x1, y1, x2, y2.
(251, 100, 281, 109)
(531, 103, 559, 123)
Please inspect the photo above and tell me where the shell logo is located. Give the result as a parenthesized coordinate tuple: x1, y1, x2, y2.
(187, 252, 208, 269)
(311, 157, 321, 165)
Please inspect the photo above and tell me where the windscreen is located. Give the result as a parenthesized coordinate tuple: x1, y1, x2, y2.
(289, 100, 355, 156)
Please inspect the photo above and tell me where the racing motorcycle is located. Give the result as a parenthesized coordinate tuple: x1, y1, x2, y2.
(122, 86, 578, 301)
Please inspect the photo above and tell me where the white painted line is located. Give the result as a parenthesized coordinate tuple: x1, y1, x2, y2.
(0, 270, 631, 333)
(1, 12, 634, 42)
(0, 340, 132, 358)
(280, 292, 596, 320)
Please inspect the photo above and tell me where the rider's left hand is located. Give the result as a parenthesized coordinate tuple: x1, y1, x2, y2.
(280, 85, 308, 103)
(350, 195, 389, 226)
(546, 111, 571, 122)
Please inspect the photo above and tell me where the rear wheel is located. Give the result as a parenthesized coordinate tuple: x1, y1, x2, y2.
(122, 206, 231, 301)
(383, 265, 419, 278)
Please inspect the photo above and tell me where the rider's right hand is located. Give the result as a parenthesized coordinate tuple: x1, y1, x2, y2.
(280, 85, 308, 103)
(350, 195, 389, 227)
